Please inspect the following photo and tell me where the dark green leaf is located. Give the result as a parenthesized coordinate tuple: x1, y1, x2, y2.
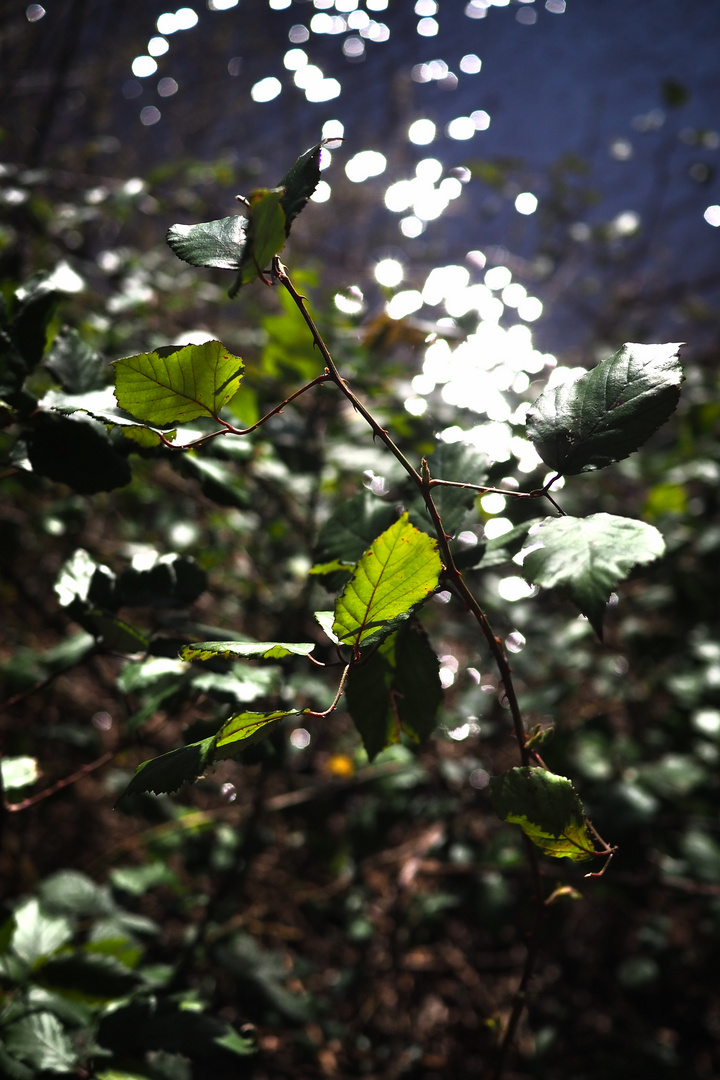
(114, 554, 207, 608)
(490, 766, 595, 862)
(114, 340, 244, 426)
(45, 326, 107, 393)
(229, 187, 287, 296)
(315, 493, 398, 596)
(26, 413, 131, 493)
(38, 953, 142, 1001)
(345, 646, 396, 760)
(180, 640, 315, 661)
(522, 513, 665, 636)
(277, 141, 324, 234)
(526, 342, 683, 474)
(410, 443, 490, 536)
(166, 214, 248, 270)
(98, 999, 257, 1059)
(120, 737, 216, 799)
(346, 621, 442, 759)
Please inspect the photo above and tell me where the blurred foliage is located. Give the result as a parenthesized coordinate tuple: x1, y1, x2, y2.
(1, 108, 720, 1080)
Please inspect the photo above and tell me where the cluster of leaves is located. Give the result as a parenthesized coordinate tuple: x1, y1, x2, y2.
(0, 870, 254, 1078)
(6, 138, 717, 1080)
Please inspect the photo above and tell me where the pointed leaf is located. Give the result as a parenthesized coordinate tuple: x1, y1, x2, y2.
(314, 610, 340, 644)
(166, 214, 248, 270)
(120, 737, 216, 799)
(490, 766, 595, 862)
(114, 340, 244, 426)
(522, 513, 665, 636)
(332, 514, 442, 650)
(181, 641, 315, 661)
(346, 621, 442, 759)
(45, 326, 107, 393)
(277, 141, 324, 234)
(526, 342, 684, 474)
(229, 187, 287, 296)
(215, 709, 303, 755)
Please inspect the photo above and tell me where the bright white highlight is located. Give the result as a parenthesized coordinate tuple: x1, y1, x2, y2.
(515, 192, 538, 215)
(345, 150, 387, 182)
(251, 76, 282, 102)
(386, 290, 423, 319)
(408, 119, 436, 145)
(704, 204, 720, 227)
(375, 259, 404, 287)
(446, 117, 475, 140)
(131, 56, 158, 77)
(498, 576, 534, 602)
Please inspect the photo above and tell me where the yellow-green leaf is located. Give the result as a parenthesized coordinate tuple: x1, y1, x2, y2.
(113, 340, 244, 426)
(490, 766, 595, 862)
(332, 514, 442, 651)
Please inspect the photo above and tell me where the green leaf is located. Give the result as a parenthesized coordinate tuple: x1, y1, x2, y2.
(346, 621, 442, 759)
(45, 326, 107, 393)
(522, 513, 665, 636)
(490, 766, 595, 862)
(410, 442, 490, 536)
(1, 756, 39, 793)
(3, 1011, 78, 1073)
(166, 214, 248, 269)
(11, 898, 73, 967)
(214, 710, 303, 755)
(316, 492, 397, 567)
(229, 187, 287, 297)
(39, 869, 114, 917)
(38, 953, 142, 1002)
(97, 998, 257, 1060)
(114, 340, 244, 426)
(180, 640, 315, 661)
(332, 514, 442, 651)
(526, 342, 684, 474)
(26, 413, 132, 493)
(120, 737, 216, 799)
(277, 140, 324, 234)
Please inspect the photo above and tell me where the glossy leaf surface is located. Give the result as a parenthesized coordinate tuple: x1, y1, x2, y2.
(522, 513, 665, 636)
(181, 641, 315, 661)
(527, 342, 683, 474)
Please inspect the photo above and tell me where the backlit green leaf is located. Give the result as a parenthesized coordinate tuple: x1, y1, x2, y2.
(229, 187, 287, 297)
(522, 513, 665, 636)
(180, 641, 315, 661)
(526, 342, 683, 474)
(3, 1011, 78, 1073)
(332, 514, 442, 651)
(490, 766, 595, 862)
(1, 756, 39, 793)
(215, 710, 304, 754)
(114, 340, 244, 426)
